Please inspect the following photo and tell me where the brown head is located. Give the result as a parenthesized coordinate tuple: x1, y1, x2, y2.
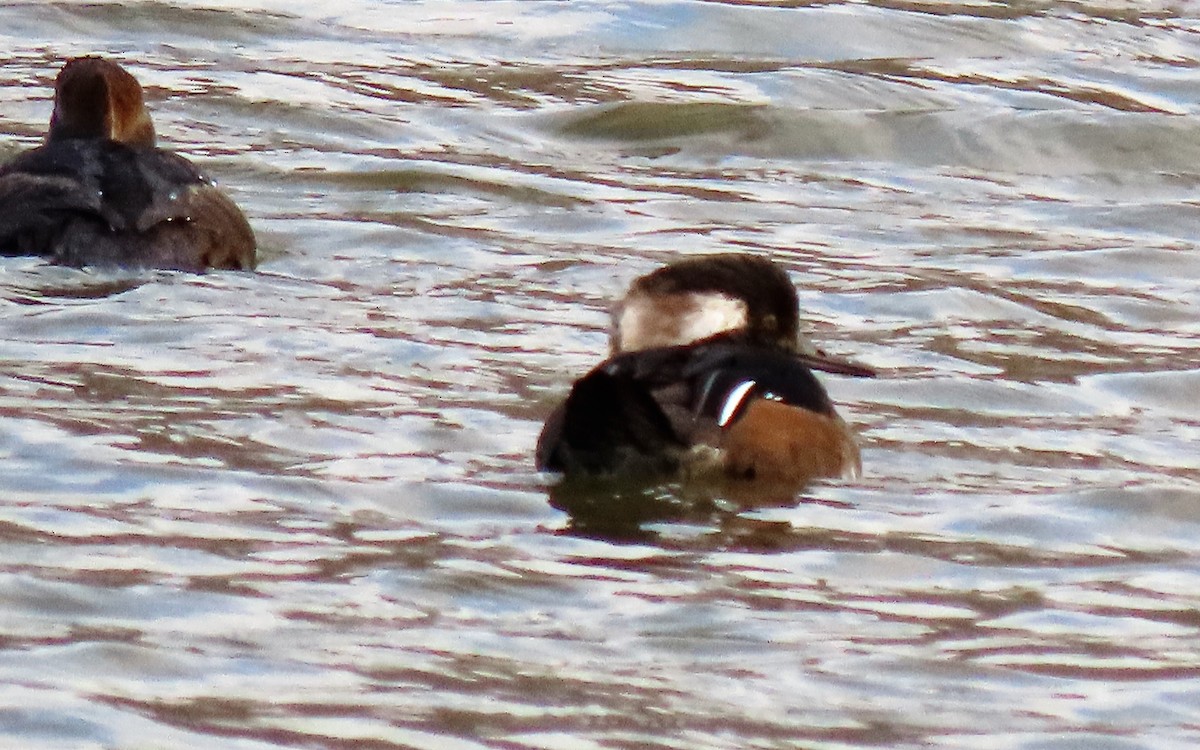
(47, 56, 156, 147)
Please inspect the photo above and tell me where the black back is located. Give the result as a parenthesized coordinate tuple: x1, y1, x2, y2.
(0, 130, 255, 270)
(535, 334, 836, 476)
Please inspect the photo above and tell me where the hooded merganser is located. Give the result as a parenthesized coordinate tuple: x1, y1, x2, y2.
(536, 253, 875, 484)
(0, 56, 255, 271)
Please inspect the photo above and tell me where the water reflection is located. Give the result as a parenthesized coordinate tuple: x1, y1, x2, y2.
(546, 472, 850, 543)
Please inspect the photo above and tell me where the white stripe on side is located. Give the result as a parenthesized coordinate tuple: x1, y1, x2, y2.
(718, 379, 757, 428)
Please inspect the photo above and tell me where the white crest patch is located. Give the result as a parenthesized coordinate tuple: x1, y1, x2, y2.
(613, 291, 748, 353)
(611, 296, 653, 353)
(677, 291, 749, 345)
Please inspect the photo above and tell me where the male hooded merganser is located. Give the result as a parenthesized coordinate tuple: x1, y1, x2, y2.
(0, 56, 255, 270)
(536, 253, 874, 484)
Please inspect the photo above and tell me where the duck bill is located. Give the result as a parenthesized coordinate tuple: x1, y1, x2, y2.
(796, 350, 876, 378)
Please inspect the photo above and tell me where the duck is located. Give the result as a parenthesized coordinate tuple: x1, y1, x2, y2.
(536, 253, 874, 485)
(0, 56, 255, 271)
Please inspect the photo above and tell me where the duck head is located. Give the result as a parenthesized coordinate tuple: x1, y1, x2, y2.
(611, 253, 874, 377)
(47, 56, 156, 147)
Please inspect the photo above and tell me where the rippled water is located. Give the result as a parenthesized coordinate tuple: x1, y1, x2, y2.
(2, 1, 1200, 747)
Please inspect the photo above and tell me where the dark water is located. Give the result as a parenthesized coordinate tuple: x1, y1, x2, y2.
(1, 1, 1199, 748)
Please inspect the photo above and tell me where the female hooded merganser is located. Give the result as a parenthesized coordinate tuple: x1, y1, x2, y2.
(536, 254, 874, 485)
(0, 56, 255, 271)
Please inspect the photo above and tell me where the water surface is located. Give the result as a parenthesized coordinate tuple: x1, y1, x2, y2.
(1, 1, 1199, 748)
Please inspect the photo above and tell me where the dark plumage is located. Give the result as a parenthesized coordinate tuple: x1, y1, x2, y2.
(537, 254, 874, 484)
(0, 56, 255, 271)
